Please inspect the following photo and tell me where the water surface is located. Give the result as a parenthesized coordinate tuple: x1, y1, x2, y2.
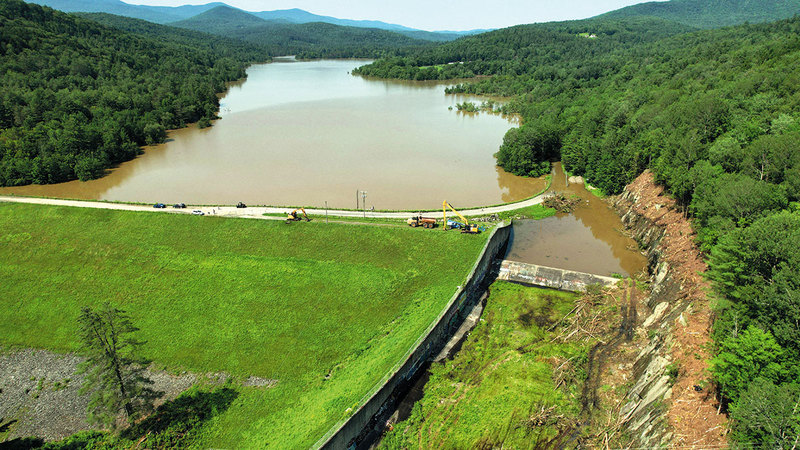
(505, 163, 647, 277)
(0, 60, 545, 209)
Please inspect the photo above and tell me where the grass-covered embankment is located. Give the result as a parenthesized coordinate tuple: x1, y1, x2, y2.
(380, 282, 587, 448)
(0, 202, 489, 447)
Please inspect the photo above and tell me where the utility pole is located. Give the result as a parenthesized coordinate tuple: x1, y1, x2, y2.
(360, 191, 367, 218)
(325, 201, 328, 224)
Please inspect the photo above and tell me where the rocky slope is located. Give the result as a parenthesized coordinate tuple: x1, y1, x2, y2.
(613, 171, 727, 447)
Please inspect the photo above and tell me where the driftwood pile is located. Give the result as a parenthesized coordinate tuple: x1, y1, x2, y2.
(543, 193, 582, 213)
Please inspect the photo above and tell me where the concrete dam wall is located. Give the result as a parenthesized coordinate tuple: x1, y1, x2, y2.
(315, 223, 512, 449)
(497, 259, 619, 292)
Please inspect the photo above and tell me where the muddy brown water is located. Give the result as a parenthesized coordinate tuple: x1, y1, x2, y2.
(505, 163, 647, 277)
(0, 59, 545, 210)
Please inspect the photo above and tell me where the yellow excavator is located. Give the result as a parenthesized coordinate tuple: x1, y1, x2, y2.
(443, 201, 481, 234)
(286, 208, 310, 223)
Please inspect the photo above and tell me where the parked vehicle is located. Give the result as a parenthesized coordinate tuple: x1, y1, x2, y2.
(173, 203, 186, 209)
(286, 208, 310, 222)
(191, 210, 204, 215)
(446, 219, 463, 229)
(443, 201, 482, 234)
(407, 216, 437, 228)
(236, 202, 247, 208)
(153, 203, 166, 208)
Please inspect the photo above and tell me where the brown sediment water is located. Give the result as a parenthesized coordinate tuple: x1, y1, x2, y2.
(505, 163, 647, 277)
(0, 59, 545, 209)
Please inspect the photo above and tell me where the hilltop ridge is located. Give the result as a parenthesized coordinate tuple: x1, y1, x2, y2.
(599, 0, 800, 28)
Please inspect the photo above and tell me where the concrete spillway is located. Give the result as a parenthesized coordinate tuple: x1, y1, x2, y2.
(497, 260, 620, 292)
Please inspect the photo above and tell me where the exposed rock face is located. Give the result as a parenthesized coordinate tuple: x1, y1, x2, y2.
(614, 171, 726, 448)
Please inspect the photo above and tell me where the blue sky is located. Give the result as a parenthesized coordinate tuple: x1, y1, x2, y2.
(124, 0, 663, 31)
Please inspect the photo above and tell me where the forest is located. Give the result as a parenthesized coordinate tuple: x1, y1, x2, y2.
(0, 0, 267, 186)
(357, 13, 800, 446)
(601, 0, 800, 29)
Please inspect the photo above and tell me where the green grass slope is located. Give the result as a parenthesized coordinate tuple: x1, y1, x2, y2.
(600, 0, 800, 29)
(0, 203, 489, 447)
(380, 282, 583, 448)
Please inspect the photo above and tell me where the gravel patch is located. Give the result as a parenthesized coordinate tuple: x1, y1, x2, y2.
(242, 376, 278, 388)
(0, 349, 195, 442)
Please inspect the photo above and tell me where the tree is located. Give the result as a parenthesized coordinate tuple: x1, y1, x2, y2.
(710, 325, 787, 404)
(78, 303, 159, 427)
(494, 120, 561, 177)
(731, 378, 800, 449)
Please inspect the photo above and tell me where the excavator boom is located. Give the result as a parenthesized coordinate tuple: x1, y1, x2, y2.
(443, 201, 469, 225)
(286, 208, 310, 222)
(443, 201, 479, 233)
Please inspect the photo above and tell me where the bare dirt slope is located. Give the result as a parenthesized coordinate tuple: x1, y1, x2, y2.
(623, 171, 727, 448)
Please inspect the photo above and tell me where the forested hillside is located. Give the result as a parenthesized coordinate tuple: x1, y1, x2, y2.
(356, 15, 800, 446)
(0, 0, 267, 186)
(171, 6, 433, 58)
(600, 0, 800, 29)
(352, 17, 695, 80)
(74, 13, 268, 61)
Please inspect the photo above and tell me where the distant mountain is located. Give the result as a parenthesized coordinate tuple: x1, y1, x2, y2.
(171, 5, 274, 33)
(251, 8, 470, 41)
(170, 6, 432, 58)
(252, 8, 415, 31)
(25, 0, 223, 23)
(23, 0, 476, 41)
(599, 0, 800, 28)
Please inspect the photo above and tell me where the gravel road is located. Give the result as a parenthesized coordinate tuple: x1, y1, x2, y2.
(0, 193, 545, 220)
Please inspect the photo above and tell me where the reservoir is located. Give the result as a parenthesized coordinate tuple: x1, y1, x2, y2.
(0, 59, 545, 209)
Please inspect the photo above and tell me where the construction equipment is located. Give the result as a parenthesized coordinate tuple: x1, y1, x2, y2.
(443, 201, 481, 234)
(286, 208, 310, 223)
(407, 215, 437, 228)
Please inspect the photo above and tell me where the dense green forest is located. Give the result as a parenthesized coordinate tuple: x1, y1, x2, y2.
(171, 6, 434, 59)
(73, 12, 269, 61)
(601, 0, 800, 29)
(0, 0, 266, 186)
(352, 17, 694, 81)
(356, 14, 800, 446)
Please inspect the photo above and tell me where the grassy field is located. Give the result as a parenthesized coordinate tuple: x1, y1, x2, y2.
(380, 282, 587, 448)
(0, 203, 489, 447)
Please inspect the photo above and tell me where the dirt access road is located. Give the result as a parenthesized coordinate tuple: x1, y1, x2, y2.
(0, 194, 546, 220)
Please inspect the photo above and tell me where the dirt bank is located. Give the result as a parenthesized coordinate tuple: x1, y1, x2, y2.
(614, 170, 727, 448)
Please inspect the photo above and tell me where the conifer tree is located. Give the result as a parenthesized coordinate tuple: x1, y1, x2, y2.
(77, 303, 159, 427)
